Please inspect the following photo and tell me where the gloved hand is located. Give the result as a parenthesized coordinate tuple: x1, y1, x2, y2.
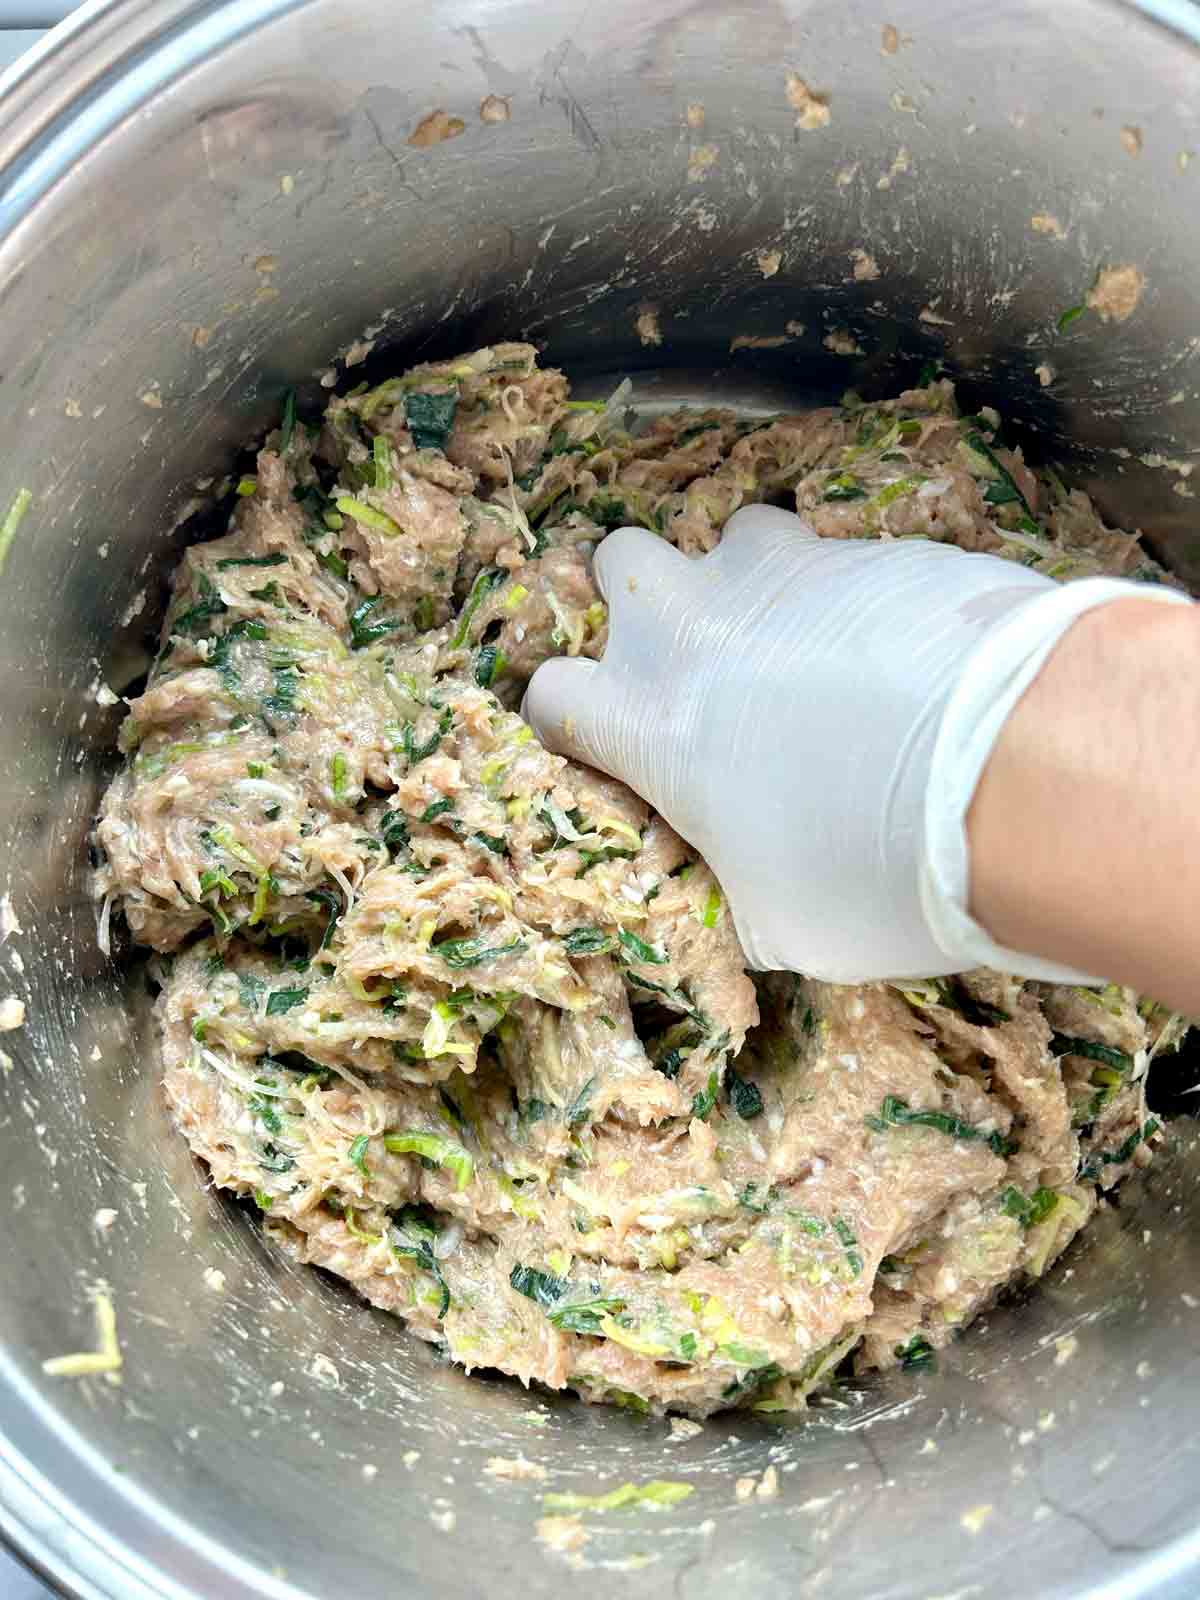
(524, 505, 1189, 983)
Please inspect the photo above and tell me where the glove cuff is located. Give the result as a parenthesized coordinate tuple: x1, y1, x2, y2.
(920, 576, 1192, 983)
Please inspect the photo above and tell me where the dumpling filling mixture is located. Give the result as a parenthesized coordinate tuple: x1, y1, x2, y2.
(97, 342, 1185, 1416)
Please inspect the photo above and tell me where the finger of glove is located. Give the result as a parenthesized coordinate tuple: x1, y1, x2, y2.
(522, 655, 643, 784)
(593, 525, 697, 636)
(709, 503, 822, 567)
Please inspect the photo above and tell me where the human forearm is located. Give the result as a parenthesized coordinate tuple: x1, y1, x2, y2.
(969, 597, 1200, 1016)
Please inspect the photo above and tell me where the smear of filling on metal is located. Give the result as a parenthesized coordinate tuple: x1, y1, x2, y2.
(95, 342, 1184, 1416)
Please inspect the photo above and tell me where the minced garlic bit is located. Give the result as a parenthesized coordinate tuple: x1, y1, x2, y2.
(536, 1514, 590, 1556)
(0, 995, 25, 1031)
(960, 1503, 994, 1536)
(784, 72, 831, 131)
(485, 1454, 547, 1481)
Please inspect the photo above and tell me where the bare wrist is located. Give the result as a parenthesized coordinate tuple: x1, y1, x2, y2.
(967, 595, 1200, 1005)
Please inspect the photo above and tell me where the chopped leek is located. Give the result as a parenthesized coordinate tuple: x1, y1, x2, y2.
(348, 1133, 371, 1176)
(405, 391, 458, 452)
(0, 486, 32, 575)
(451, 566, 505, 648)
(617, 928, 666, 965)
(265, 985, 308, 1016)
(726, 1069, 763, 1120)
(542, 1481, 693, 1514)
(383, 1130, 474, 1189)
(866, 1095, 1016, 1156)
(336, 496, 403, 536)
(896, 1334, 935, 1371)
(431, 934, 525, 969)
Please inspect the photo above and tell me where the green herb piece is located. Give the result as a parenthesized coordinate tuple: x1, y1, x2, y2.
(348, 1133, 371, 1176)
(575, 845, 637, 875)
(470, 830, 507, 856)
(325, 752, 348, 802)
(917, 360, 940, 386)
(388, 1207, 451, 1317)
(307, 886, 341, 950)
(1057, 303, 1086, 333)
(349, 594, 403, 648)
(381, 810, 410, 854)
(238, 972, 265, 1012)
(1079, 1118, 1160, 1183)
(700, 886, 722, 928)
(235, 476, 258, 497)
(173, 572, 227, 634)
(721, 1362, 783, 1402)
(253, 1189, 273, 1210)
(0, 486, 32, 574)
(691, 1069, 720, 1120)
(676, 419, 722, 444)
(317, 547, 349, 580)
(372, 434, 392, 490)
(726, 1069, 764, 1120)
(335, 496, 403, 536)
(617, 928, 666, 965)
(719, 1341, 774, 1368)
(823, 472, 867, 502)
(582, 495, 628, 531)
(414, 594, 435, 632)
(1049, 1033, 1134, 1073)
(1001, 1185, 1059, 1228)
(217, 552, 288, 570)
(542, 1481, 694, 1514)
(738, 1182, 775, 1215)
(653, 1028, 702, 1081)
(866, 1094, 1016, 1156)
(563, 927, 616, 957)
(786, 1209, 827, 1236)
(265, 985, 309, 1016)
(509, 1263, 568, 1307)
(401, 707, 453, 765)
(896, 1334, 935, 1371)
(451, 566, 505, 649)
(551, 1295, 626, 1335)
(261, 656, 300, 721)
(405, 391, 458, 452)
(474, 643, 505, 688)
(431, 934, 526, 969)
(383, 1130, 474, 1189)
(420, 798, 455, 824)
(832, 1215, 863, 1275)
(258, 1143, 295, 1173)
(566, 1076, 595, 1128)
(198, 867, 238, 899)
(962, 430, 1036, 526)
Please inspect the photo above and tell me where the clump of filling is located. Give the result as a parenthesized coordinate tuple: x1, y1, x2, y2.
(96, 343, 1184, 1416)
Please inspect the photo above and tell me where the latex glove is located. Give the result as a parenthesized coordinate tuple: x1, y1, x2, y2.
(524, 505, 1189, 983)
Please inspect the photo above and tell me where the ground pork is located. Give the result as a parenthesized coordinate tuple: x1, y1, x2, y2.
(96, 341, 1184, 1416)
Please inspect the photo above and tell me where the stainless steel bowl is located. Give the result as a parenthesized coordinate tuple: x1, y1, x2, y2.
(2, 2, 1200, 1595)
